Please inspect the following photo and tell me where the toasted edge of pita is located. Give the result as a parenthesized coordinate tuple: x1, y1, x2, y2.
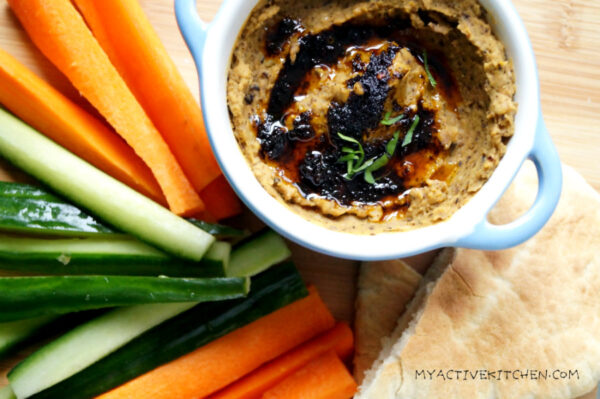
(356, 164, 600, 399)
(576, 388, 598, 399)
(354, 259, 422, 383)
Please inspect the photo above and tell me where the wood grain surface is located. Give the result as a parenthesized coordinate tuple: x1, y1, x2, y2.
(0, 0, 598, 397)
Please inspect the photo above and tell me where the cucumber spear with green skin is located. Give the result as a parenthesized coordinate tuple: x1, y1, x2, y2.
(0, 181, 116, 237)
(0, 230, 291, 278)
(12, 262, 307, 399)
(0, 275, 250, 322)
(0, 108, 213, 260)
(0, 234, 231, 277)
(0, 181, 290, 278)
(228, 230, 292, 277)
(0, 386, 15, 399)
(0, 181, 248, 240)
(0, 228, 292, 390)
(0, 177, 294, 279)
(8, 302, 200, 399)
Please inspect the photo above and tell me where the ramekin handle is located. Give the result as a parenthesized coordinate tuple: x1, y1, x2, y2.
(455, 112, 562, 250)
(175, 0, 209, 64)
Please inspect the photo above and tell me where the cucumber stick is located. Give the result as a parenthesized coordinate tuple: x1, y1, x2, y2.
(0, 387, 15, 399)
(24, 263, 308, 399)
(228, 230, 291, 277)
(187, 218, 249, 240)
(0, 234, 230, 277)
(0, 316, 57, 358)
(0, 275, 249, 322)
(9, 302, 199, 399)
(0, 181, 116, 236)
(0, 181, 246, 239)
(0, 109, 213, 260)
(203, 241, 231, 276)
(0, 228, 291, 278)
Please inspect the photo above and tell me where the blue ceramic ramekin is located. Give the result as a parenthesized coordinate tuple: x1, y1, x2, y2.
(175, 0, 562, 261)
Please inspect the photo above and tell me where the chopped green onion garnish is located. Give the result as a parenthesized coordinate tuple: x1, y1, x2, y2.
(337, 132, 361, 145)
(352, 158, 375, 175)
(364, 170, 376, 184)
(337, 132, 366, 179)
(370, 154, 392, 170)
(423, 50, 437, 88)
(402, 115, 420, 147)
(386, 131, 400, 157)
(338, 154, 358, 162)
(381, 110, 405, 126)
(360, 131, 400, 184)
(363, 152, 391, 184)
(345, 160, 353, 179)
(337, 129, 404, 184)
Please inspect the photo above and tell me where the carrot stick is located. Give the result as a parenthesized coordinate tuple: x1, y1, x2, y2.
(192, 174, 244, 222)
(208, 322, 354, 399)
(0, 47, 166, 205)
(8, 0, 203, 216)
(199, 176, 242, 221)
(72, 0, 222, 193)
(261, 351, 357, 399)
(96, 286, 335, 399)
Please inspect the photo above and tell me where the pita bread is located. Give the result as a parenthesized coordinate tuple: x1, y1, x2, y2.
(577, 388, 597, 399)
(356, 164, 600, 399)
(354, 260, 421, 383)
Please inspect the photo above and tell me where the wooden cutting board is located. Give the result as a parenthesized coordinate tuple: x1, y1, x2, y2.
(0, 1, 598, 397)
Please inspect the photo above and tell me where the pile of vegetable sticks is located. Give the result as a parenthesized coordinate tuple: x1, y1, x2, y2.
(0, 180, 355, 398)
(0, 0, 359, 397)
(0, 0, 240, 220)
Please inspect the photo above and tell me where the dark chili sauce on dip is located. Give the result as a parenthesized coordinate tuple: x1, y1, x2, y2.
(250, 16, 460, 217)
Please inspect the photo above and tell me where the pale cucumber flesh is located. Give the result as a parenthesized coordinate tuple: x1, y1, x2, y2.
(0, 108, 214, 260)
(0, 387, 16, 399)
(8, 303, 197, 399)
(228, 230, 291, 277)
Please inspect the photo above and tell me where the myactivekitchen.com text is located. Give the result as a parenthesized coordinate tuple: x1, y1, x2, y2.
(415, 369, 579, 381)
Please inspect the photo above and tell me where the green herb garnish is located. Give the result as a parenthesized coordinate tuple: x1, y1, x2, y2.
(337, 129, 404, 184)
(337, 132, 366, 180)
(402, 115, 420, 147)
(364, 155, 390, 184)
(363, 130, 401, 184)
(423, 50, 437, 88)
(338, 132, 361, 146)
(364, 171, 376, 184)
(386, 130, 400, 156)
(381, 110, 405, 126)
(352, 158, 375, 175)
